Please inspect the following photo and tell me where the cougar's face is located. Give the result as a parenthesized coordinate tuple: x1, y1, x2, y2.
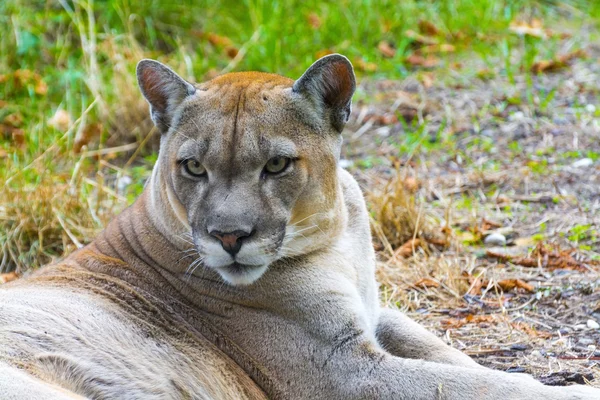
(161, 75, 339, 285)
(138, 56, 354, 285)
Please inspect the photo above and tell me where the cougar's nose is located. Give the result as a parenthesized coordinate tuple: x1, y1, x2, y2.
(209, 229, 253, 256)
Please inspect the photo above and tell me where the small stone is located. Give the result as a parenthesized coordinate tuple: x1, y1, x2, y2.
(509, 111, 525, 121)
(586, 319, 600, 329)
(585, 104, 596, 113)
(578, 337, 594, 346)
(116, 176, 132, 192)
(484, 232, 506, 247)
(375, 127, 390, 137)
(573, 324, 587, 331)
(572, 158, 594, 168)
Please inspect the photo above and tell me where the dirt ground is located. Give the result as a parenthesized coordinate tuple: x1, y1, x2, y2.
(342, 44, 600, 386)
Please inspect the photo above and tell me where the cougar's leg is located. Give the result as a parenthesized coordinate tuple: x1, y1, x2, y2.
(327, 339, 600, 400)
(0, 363, 85, 400)
(376, 307, 483, 368)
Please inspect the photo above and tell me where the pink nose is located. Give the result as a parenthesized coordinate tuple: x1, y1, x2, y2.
(209, 230, 252, 255)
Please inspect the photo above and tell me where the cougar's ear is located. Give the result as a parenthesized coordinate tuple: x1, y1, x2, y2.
(136, 59, 196, 133)
(293, 54, 356, 132)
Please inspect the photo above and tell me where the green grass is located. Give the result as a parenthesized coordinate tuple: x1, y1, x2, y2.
(1, 0, 599, 273)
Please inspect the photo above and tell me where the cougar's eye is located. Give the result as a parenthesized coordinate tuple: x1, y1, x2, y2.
(182, 159, 206, 177)
(264, 157, 291, 175)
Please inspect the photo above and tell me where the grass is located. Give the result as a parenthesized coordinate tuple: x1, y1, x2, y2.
(1, 0, 599, 273)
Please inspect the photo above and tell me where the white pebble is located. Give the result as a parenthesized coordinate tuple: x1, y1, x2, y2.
(509, 111, 525, 121)
(572, 158, 594, 168)
(484, 232, 506, 246)
(585, 104, 596, 113)
(587, 319, 600, 329)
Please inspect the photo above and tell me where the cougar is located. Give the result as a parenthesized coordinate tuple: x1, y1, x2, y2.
(1, 54, 598, 399)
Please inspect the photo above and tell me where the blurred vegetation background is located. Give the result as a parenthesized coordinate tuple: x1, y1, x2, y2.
(0, 0, 598, 273)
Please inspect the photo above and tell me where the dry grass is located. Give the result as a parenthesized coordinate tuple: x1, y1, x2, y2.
(0, 157, 127, 273)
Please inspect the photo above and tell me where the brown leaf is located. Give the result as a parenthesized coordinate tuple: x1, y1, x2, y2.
(509, 19, 546, 38)
(487, 242, 591, 271)
(403, 177, 419, 192)
(378, 41, 396, 58)
(353, 57, 377, 72)
(405, 30, 438, 46)
(364, 112, 398, 125)
(225, 46, 239, 59)
(74, 123, 102, 153)
(511, 322, 552, 338)
(35, 80, 48, 95)
(0, 272, 19, 284)
(497, 279, 535, 293)
(418, 20, 441, 36)
(481, 218, 502, 231)
(413, 277, 440, 289)
(3, 113, 23, 127)
(419, 72, 435, 88)
(531, 50, 586, 74)
(419, 44, 455, 54)
(307, 13, 322, 29)
(48, 109, 72, 132)
(442, 314, 497, 329)
(0, 100, 8, 108)
(206, 33, 233, 47)
(12, 129, 25, 148)
(394, 238, 423, 258)
(0, 148, 7, 158)
(405, 54, 439, 68)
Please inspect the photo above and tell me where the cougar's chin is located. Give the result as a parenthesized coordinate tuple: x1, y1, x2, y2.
(215, 262, 269, 286)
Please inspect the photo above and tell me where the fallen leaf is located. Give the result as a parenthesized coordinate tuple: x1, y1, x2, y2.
(364, 112, 398, 125)
(481, 218, 502, 231)
(0, 272, 19, 284)
(405, 30, 438, 46)
(413, 277, 440, 289)
(442, 314, 498, 329)
(418, 20, 441, 36)
(513, 237, 536, 247)
(48, 109, 72, 132)
(511, 321, 552, 338)
(35, 80, 48, 95)
(405, 54, 439, 68)
(74, 123, 101, 153)
(403, 177, 419, 192)
(497, 279, 535, 293)
(531, 50, 586, 74)
(3, 113, 23, 127)
(420, 72, 435, 88)
(0, 100, 8, 108)
(225, 46, 239, 59)
(394, 238, 423, 258)
(377, 41, 396, 58)
(206, 33, 233, 48)
(12, 128, 25, 148)
(509, 19, 546, 38)
(307, 13, 322, 29)
(487, 242, 592, 271)
(419, 44, 455, 54)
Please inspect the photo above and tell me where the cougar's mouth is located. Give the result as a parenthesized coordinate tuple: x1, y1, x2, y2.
(215, 262, 269, 286)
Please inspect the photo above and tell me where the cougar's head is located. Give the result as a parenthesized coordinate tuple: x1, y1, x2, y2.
(137, 55, 355, 285)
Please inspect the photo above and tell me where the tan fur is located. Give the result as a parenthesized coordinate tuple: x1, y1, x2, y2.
(1, 55, 599, 399)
